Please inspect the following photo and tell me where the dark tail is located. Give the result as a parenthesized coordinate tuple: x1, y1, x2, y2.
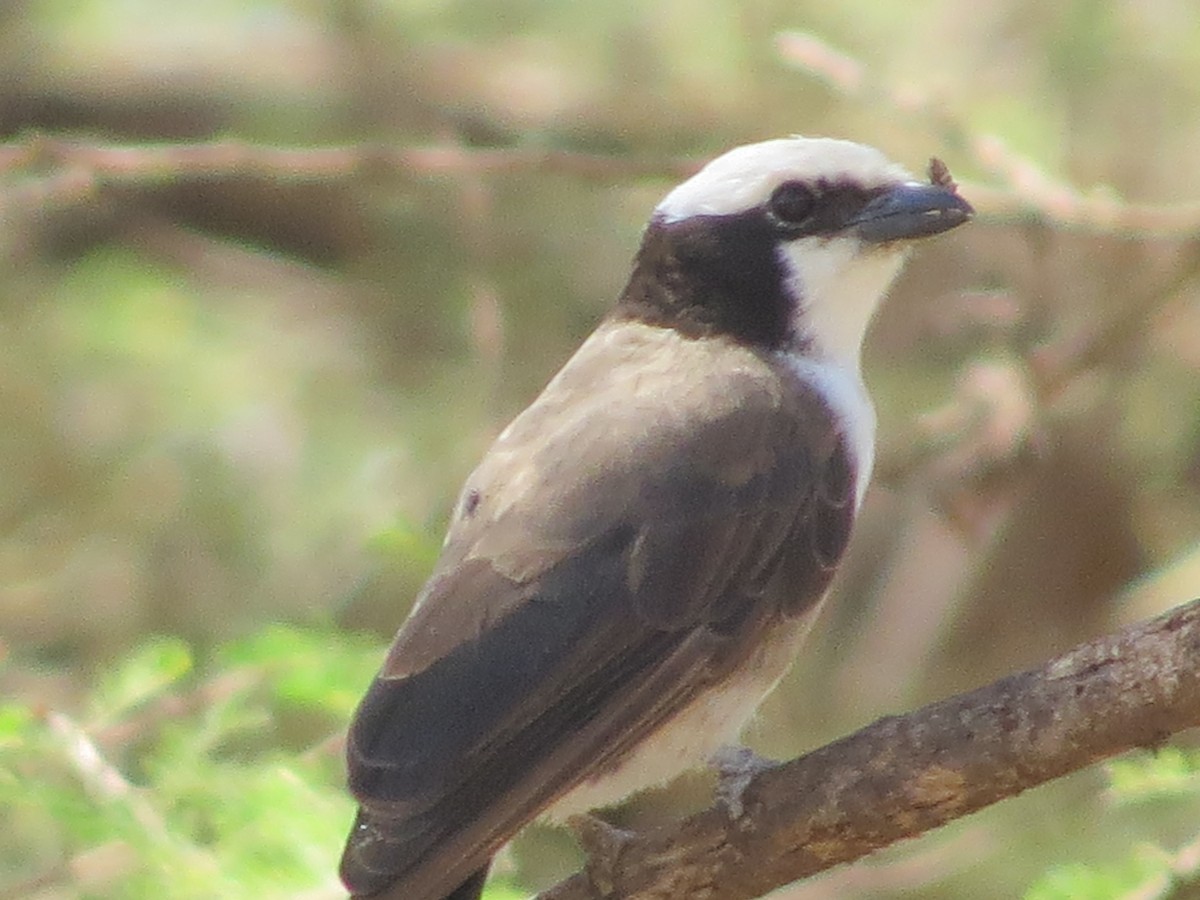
(343, 851, 491, 900)
(444, 861, 491, 900)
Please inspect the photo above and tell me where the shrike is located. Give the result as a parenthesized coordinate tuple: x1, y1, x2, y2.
(340, 137, 973, 900)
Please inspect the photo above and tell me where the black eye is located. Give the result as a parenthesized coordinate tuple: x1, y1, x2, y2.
(768, 181, 817, 227)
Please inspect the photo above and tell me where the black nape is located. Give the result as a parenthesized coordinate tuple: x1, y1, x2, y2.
(611, 210, 796, 350)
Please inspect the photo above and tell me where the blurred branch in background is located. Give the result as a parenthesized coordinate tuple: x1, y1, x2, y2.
(4, 131, 1200, 238)
(0, 135, 698, 216)
(777, 30, 1200, 236)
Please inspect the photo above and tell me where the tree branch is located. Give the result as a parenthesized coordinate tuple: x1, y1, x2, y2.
(0, 134, 699, 214)
(2, 133, 1200, 238)
(539, 597, 1200, 900)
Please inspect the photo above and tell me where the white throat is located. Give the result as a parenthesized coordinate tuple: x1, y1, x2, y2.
(776, 238, 908, 506)
(780, 238, 908, 370)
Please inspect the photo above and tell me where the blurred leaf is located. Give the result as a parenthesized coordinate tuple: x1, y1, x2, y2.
(483, 878, 531, 900)
(1025, 749, 1200, 899)
(0, 702, 33, 746)
(90, 636, 193, 722)
(1107, 747, 1200, 804)
(1025, 848, 1171, 900)
(369, 518, 442, 573)
(218, 624, 380, 719)
(0, 626, 371, 898)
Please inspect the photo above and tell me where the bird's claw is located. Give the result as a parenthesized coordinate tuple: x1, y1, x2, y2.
(711, 744, 778, 821)
(568, 813, 636, 895)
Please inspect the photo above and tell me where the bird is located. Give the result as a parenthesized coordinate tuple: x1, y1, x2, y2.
(339, 136, 973, 900)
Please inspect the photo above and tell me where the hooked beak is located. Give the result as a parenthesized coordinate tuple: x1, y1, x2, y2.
(853, 182, 974, 243)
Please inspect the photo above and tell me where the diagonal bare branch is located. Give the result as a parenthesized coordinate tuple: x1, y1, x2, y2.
(540, 597, 1200, 900)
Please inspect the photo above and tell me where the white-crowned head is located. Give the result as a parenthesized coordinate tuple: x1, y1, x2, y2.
(617, 136, 972, 371)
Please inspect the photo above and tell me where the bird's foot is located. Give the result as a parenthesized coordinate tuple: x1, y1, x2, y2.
(711, 744, 778, 820)
(567, 813, 636, 895)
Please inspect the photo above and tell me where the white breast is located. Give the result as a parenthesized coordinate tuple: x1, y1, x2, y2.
(545, 605, 822, 820)
(783, 353, 877, 507)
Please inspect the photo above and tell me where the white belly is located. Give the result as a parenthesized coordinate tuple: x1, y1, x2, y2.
(545, 606, 821, 820)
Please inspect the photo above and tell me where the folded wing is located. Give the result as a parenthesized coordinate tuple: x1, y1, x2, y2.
(341, 337, 856, 900)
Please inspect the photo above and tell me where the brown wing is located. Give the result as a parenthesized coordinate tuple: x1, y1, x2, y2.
(340, 328, 857, 900)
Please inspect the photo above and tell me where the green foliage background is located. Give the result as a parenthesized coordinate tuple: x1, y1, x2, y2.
(1, 0, 1200, 898)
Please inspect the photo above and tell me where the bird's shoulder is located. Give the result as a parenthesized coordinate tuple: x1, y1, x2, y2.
(460, 321, 835, 544)
(383, 321, 853, 679)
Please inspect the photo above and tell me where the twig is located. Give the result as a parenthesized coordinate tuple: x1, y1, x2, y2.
(2, 131, 1200, 238)
(92, 668, 259, 751)
(46, 712, 172, 837)
(0, 133, 699, 213)
(540, 597, 1200, 900)
(0, 862, 66, 900)
(776, 31, 1200, 238)
(44, 712, 221, 881)
(1030, 240, 1200, 402)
